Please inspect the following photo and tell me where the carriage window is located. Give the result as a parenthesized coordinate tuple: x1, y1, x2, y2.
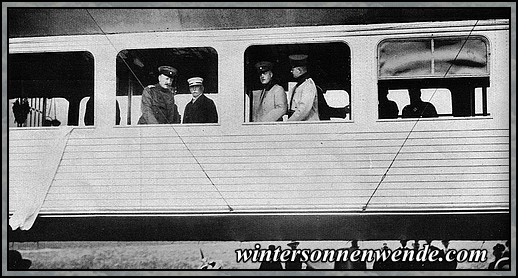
(377, 37, 490, 119)
(116, 47, 218, 125)
(244, 42, 351, 123)
(8, 52, 94, 127)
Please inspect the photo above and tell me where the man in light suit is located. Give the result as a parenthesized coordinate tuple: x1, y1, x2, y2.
(252, 61, 287, 122)
(287, 54, 320, 121)
(183, 77, 218, 124)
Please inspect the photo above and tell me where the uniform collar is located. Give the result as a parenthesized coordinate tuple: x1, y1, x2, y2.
(191, 94, 203, 103)
(262, 80, 278, 91)
(295, 72, 311, 86)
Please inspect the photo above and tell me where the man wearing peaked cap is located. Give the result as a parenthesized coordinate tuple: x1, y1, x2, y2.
(137, 65, 181, 124)
(251, 61, 287, 122)
(259, 244, 283, 269)
(158, 65, 178, 78)
(183, 77, 218, 124)
(255, 61, 273, 73)
(188, 77, 204, 87)
(287, 54, 320, 121)
(287, 240, 300, 248)
(285, 240, 303, 270)
(288, 54, 308, 67)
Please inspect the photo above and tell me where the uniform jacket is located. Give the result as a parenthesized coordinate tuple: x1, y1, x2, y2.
(378, 99, 399, 119)
(138, 84, 180, 124)
(252, 82, 287, 122)
(287, 74, 319, 121)
(402, 101, 438, 118)
(183, 94, 218, 124)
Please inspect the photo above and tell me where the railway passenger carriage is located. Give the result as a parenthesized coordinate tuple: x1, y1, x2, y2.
(7, 8, 510, 241)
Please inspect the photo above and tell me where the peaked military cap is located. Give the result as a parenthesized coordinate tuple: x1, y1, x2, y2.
(254, 61, 273, 73)
(289, 54, 308, 67)
(158, 66, 178, 78)
(188, 77, 204, 87)
(287, 240, 300, 247)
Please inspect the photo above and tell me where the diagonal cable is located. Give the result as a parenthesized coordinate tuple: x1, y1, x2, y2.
(85, 9, 233, 211)
(362, 20, 480, 211)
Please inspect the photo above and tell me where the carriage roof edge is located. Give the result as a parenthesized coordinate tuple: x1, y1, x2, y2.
(7, 8, 510, 38)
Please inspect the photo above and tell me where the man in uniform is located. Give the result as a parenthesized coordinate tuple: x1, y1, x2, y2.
(259, 244, 283, 269)
(285, 240, 303, 270)
(252, 61, 287, 122)
(440, 239, 457, 269)
(378, 87, 399, 119)
(401, 87, 438, 118)
(287, 54, 319, 121)
(138, 65, 181, 124)
(183, 77, 218, 124)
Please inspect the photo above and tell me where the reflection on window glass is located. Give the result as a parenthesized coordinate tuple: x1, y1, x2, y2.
(379, 40, 432, 77)
(244, 42, 351, 122)
(433, 38, 488, 76)
(377, 37, 490, 119)
(8, 52, 94, 127)
(379, 37, 488, 78)
(116, 47, 218, 125)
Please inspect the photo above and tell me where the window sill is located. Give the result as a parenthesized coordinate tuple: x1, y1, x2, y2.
(376, 116, 493, 122)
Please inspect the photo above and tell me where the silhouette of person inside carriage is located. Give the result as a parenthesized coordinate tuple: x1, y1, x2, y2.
(84, 95, 121, 126)
(378, 87, 399, 119)
(12, 98, 31, 127)
(402, 87, 438, 118)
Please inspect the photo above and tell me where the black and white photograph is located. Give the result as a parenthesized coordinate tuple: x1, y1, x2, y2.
(3, 2, 515, 275)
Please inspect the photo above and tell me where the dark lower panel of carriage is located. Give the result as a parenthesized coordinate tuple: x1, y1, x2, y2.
(9, 213, 509, 242)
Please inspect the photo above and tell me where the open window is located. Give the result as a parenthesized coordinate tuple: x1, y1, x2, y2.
(116, 47, 218, 125)
(244, 42, 351, 122)
(377, 36, 490, 119)
(8, 51, 94, 127)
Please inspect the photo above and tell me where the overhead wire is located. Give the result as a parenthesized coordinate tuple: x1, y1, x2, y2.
(362, 20, 480, 211)
(85, 9, 234, 212)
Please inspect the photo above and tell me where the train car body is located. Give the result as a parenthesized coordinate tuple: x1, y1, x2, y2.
(7, 8, 510, 241)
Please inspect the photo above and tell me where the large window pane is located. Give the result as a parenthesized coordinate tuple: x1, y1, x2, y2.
(8, 52, 94, 127)
(378, 37, 490, 119)
(244, 42, 351, 122)
(116, 47, 218, 125)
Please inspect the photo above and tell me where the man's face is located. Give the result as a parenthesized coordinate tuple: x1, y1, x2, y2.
(291, 67, 302, 79)
(189, 85, 204, 98)
(158, 74, 173, 89)
(259, 71, 273, 85)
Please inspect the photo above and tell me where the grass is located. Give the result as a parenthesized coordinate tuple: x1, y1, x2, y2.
(9, 240, 507, 270)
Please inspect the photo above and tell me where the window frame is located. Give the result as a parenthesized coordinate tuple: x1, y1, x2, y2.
(376, 35, 491, 121)
(243, 40, 353, 125)
(8, 50, 95, 129)
(114, 46, 220, 127)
